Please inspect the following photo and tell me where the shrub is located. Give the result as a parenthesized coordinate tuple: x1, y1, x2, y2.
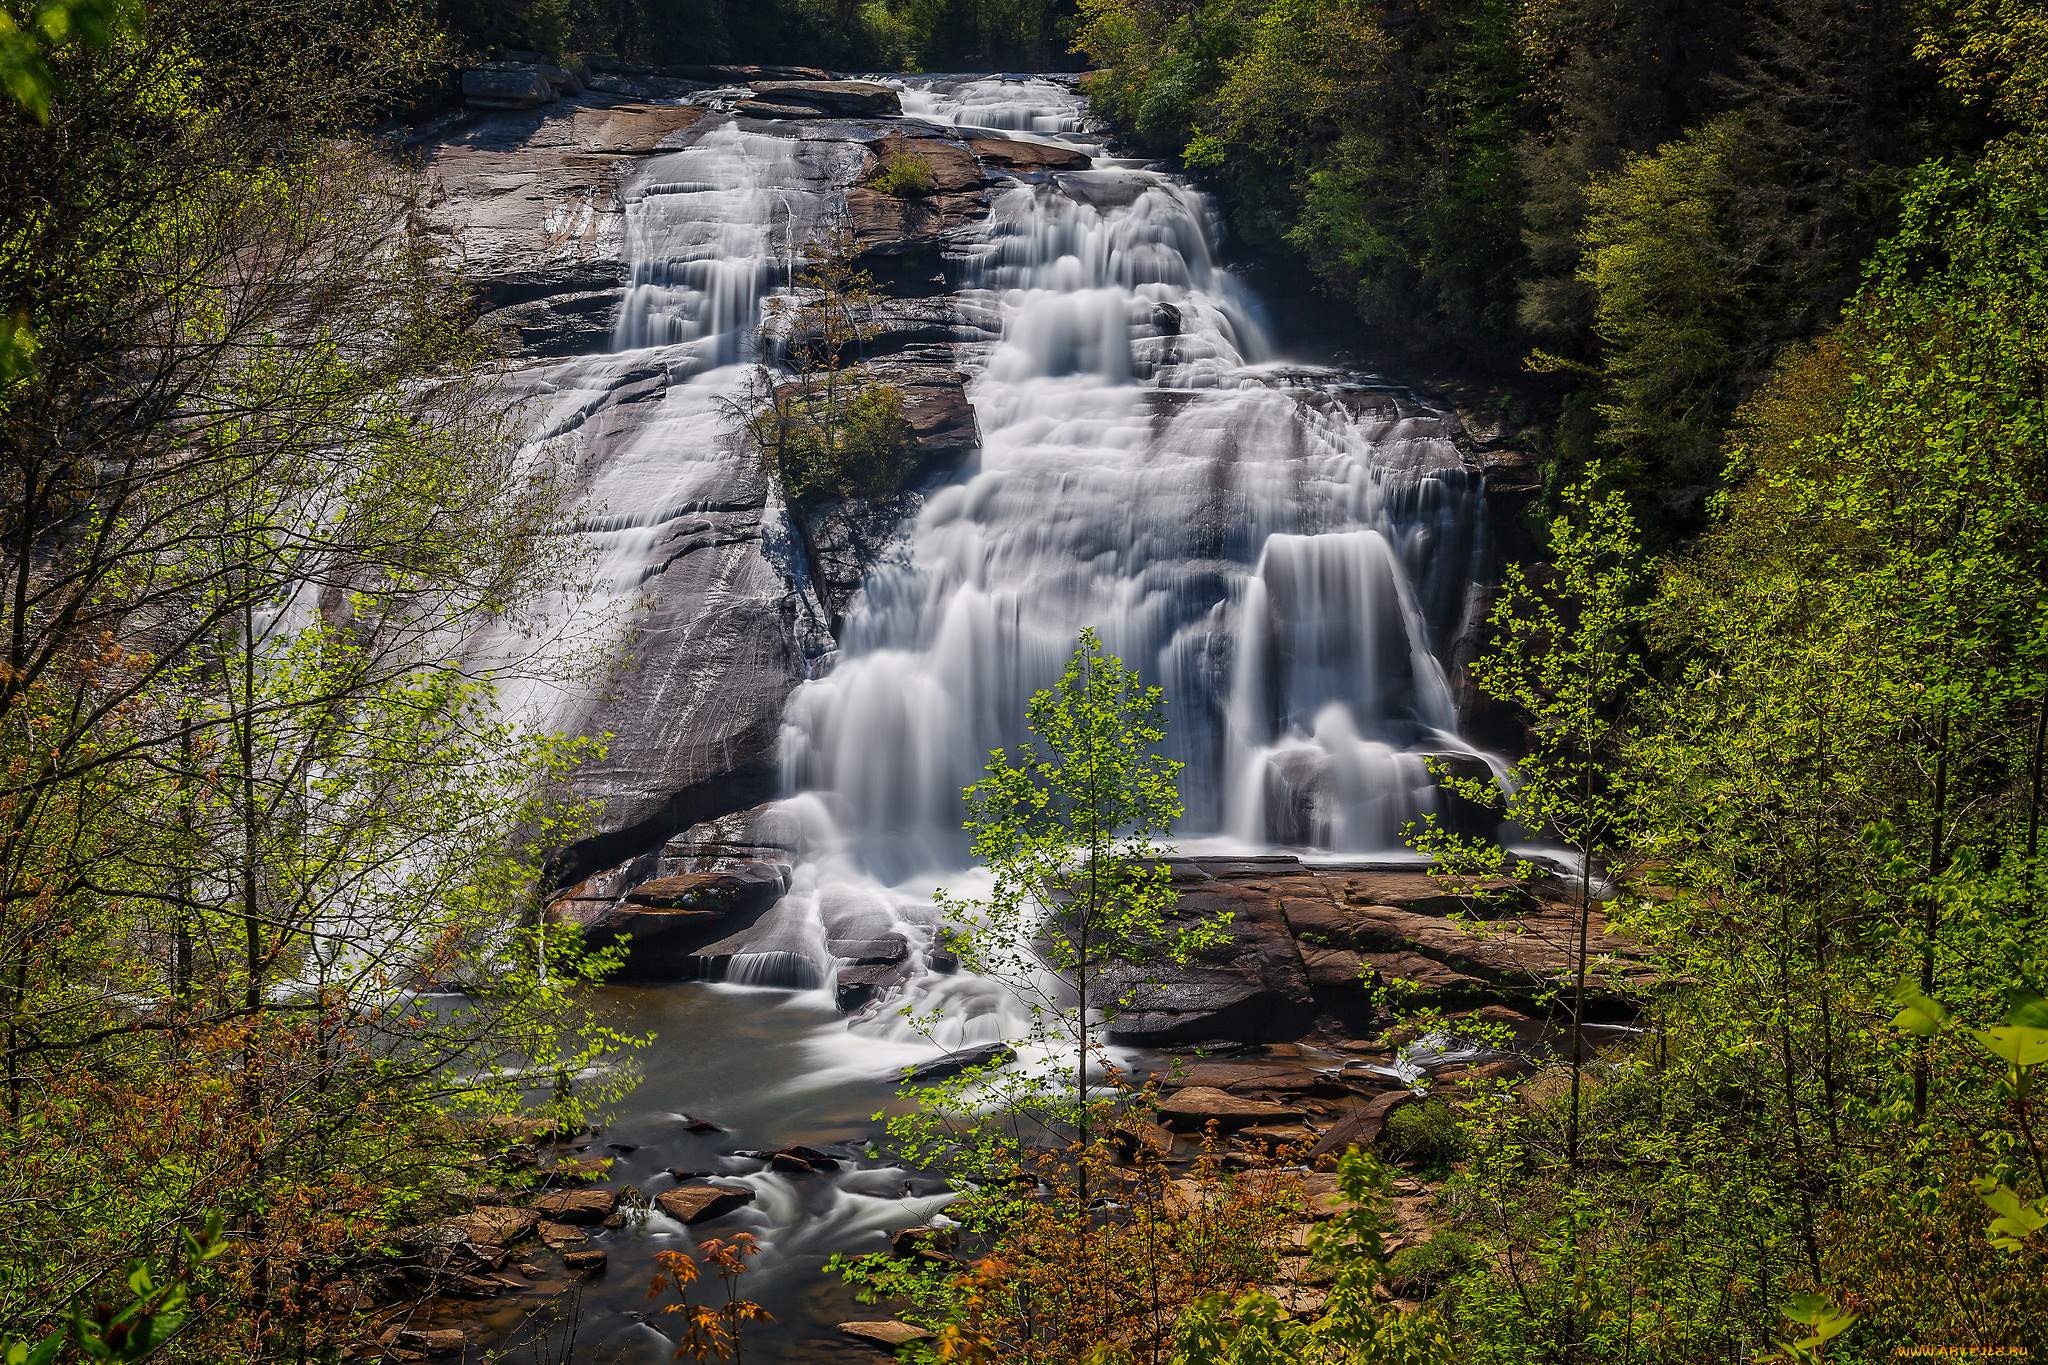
(869, 154, 939, 197)
(1380, 1100, 1468, 1175)
(759, 380, 918, 506)
(1385, 1231, 1483, 1300)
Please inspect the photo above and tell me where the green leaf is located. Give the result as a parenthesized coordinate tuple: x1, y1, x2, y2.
(1973, 1024, 2048, 1068)
(1976, 1180, 2048, 1251)
(2003, 989, 2048, 1031)
(1889, 980, 1949, 1037)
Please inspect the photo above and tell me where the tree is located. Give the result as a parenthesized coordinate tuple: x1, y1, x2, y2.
(738, 220, 919, 508)
(1412, 470, 1646, 1180)
(935, 627, 1226, 1187)
(0, 0, 639, 1352)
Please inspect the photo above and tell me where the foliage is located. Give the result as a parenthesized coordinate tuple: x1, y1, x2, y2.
(646, 1235, 771, 1363)
(0, 0, 636, 1355)
(1378, 1100, 1467, 1178)
(743, 222, 923, 507)
(1, 1217, 227, 1364)
(870, 151, 940, 197)
(928, 627, 1226, 1164)
(836, 1133, 1335, 1365)
(1075, 0, 1974, 536)
(433, 0, 1075, 72)
(1172, 1151, 1457, 1365)
(1408, 470, 1647, 1175)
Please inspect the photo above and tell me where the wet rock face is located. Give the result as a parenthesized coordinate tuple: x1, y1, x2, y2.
(749, 80, 903, 117)
(416, 99, 707, 356)
(549, 862, 789, 978)
(418, 93, 1014, 879)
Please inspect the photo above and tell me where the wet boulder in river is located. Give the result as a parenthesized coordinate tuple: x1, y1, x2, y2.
(750, 80, 902, 116)
(655, 1184, 756, 1224)
(529, 1188, 617, 1224)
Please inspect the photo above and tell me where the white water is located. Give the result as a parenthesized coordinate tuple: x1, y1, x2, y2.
(648, 77, 1505, 1072)
(486, 77, 1500, 1081)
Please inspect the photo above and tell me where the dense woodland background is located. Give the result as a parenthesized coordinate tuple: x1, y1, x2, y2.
(2, 0, 2045, 1359)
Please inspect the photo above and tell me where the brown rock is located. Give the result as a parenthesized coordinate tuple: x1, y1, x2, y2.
(397, 1328, 470, 1355)
(968, 137, 1091, 172)
(571, 102, 706, 154)
(1159, 1061, 1315, 1092)
(1430, 1058, 1534, 1090)
(655, 1184, 756, 1224)
(443, 1273, 506, 1298)
(529, 1188, 617, 1224)
(889, 1224, 959, 1257)
(735, 99, 828, 119)
(749, 79, 901, 116)
(1309, 1089, 1421, 1162)
(844, 187, 985, 256)
(839, 1320, 935, 1349)
(1155, 1086, 1304, 1132)
(867, 134, 984, 194)
(548, 1155, 614, 1183)
(538, 1221, 586, 1248)
(626, 866, 785, 911)
(443, 1206, 540, 1245)
(563, 1248, 609, 1271)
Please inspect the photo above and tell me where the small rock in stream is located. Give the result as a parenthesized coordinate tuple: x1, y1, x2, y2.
(839, 1320, 935, 1350)
(529, 1188, 617, 1224)
(654, 1184, 756, 1224)
(902, 1042, 1015, 1083)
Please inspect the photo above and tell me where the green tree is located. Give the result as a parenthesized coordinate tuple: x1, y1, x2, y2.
(935, 627, 1226, 1188)
(741, 220, 920, 508)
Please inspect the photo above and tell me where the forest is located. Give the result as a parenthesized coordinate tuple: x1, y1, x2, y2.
(2, 0, 2045, 1360)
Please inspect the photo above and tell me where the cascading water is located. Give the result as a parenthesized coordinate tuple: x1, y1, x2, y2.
(744, 76, 1498, 1055)
(466, 75, 1512, 1365)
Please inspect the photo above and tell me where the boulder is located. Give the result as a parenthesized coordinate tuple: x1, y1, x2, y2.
(902, 1042, 1014, 1083)
(889, 1225, 960, 1257)
(751, 80, 902, 116)
(969, 138, 1090, 172)
(396, 1329, 470, 1356)
(831, 935, 909, 965)
(529, 1188, 617, 1224)
(834, 960, 912, 1012)
(735, 99, 829, 119)
(662, 803, 802, 875)
(1307, 1089, 1422, 1162)
(537, 1221, 587, 1247)
(442, 1206, 540, 1245)
(462, 65, 558, 109)
(674, 63, 834, 83)
(563, 1248, 609, 1271)
(626, 864, 788, 911)
(1159, 1062, 1318, 1093)
(550, 861, 789, 978)
(584, 71, 711, 99)
(1155, 1086, 1304, 1132)
(866, 134, 985, 194)
(547, 1155, 614, 1183)
(655, 1184, 756, 1224)
(839, 1320, 935, 1350)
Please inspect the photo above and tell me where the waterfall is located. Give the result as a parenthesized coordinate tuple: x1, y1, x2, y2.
(736, 77, 1501, 1063)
